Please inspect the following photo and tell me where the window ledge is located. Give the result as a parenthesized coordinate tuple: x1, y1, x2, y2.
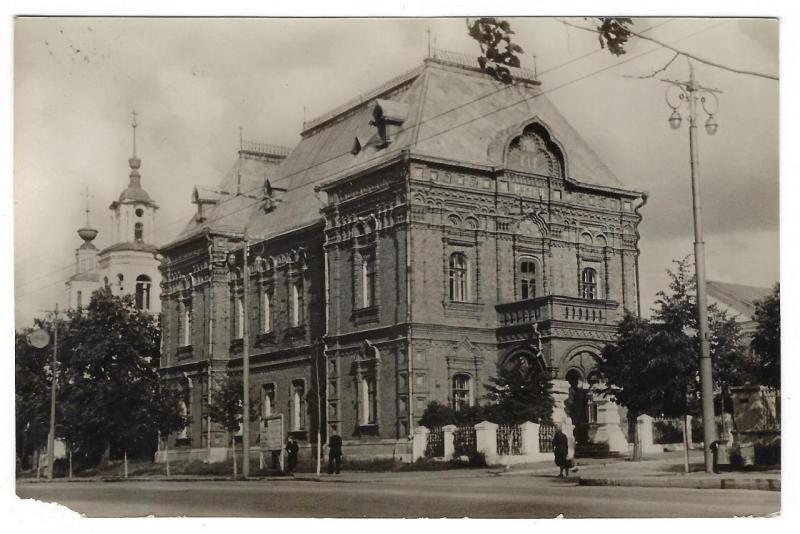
(443, 301, 484, 318)
(352, 305, 380, 325)
(176, 345, 193, 360)
(255, 331, 275, 346)
(288, 430, 308, 441)
(355, 424, 380, 437)
(285, 325, 306, 339)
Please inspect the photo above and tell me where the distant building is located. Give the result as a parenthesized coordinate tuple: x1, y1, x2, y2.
(707, 280, 773, 339)
(158, 51, 646, 462)
(64, 114, 161, 314)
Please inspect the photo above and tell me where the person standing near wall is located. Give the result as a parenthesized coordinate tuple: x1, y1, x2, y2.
(327, 431, 343, 475)
(553, 425, 570, 478)
(285, 437, 299, 474)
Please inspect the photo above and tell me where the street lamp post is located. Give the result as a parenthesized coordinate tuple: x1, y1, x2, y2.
(663, 61, 720, 473)
(241, 234, 251, 479)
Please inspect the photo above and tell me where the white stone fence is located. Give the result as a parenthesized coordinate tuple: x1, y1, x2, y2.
(412, 415, 675, 463)
(412, 420, 574, 465)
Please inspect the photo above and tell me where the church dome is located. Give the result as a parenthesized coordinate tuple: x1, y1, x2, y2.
(118, 183, 153, 203)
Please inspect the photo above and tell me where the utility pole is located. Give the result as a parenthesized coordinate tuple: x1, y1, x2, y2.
(46, 304, 59, 480)
(242, 234, 251, 478)
(663, 61, 721, 473)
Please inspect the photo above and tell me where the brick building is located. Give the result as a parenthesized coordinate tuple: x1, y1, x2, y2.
(157, 51, 646, 463)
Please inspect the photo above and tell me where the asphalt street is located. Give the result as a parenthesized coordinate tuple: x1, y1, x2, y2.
(17, 473, 780, 518)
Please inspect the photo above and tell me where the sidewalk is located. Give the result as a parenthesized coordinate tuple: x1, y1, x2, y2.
(571, 450, 780, 492)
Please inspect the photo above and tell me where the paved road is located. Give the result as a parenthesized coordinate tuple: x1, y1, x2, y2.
(17, 474, 779, 518)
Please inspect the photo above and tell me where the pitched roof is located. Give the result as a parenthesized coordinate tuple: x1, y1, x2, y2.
(165, 52, 633, 248)
(707, 280, 773, 319)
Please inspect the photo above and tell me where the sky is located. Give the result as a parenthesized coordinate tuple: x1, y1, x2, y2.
(12, 16, 779, 328)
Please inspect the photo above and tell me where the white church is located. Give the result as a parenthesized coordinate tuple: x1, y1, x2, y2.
(64, 113, 161, 313)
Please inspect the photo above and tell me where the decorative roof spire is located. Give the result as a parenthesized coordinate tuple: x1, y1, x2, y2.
(128, 109, 142, 188)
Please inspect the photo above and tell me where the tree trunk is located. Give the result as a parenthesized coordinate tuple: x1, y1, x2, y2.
(682, 414, 691, 474)
(68, 450, 73, 480)
(164, 440, 170, 478)
(100, 440, 111, 467)
(631, 416, 642, 462)
(124, 450, 128, 479)
(34, 449, 40, 479)
(231, 435, 238, 479)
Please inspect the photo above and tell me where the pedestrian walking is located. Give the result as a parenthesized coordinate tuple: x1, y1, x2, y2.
(552, 424, 570, 478)
(285, 437, 299, 474)
(327, 431, 343, 474)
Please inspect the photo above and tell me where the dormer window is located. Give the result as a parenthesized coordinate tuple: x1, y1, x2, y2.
(370, 99, 409, 149)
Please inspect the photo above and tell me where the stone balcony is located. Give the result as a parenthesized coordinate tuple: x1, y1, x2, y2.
(496, 295, 621, 328)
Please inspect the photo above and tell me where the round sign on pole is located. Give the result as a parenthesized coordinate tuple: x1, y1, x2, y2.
(28, 328, 51, 349)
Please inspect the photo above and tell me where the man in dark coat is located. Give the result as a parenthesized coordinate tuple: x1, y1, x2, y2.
(552, 425, 570, 478)
(285, 437, 299, 474)
(327, 431, 343, 474)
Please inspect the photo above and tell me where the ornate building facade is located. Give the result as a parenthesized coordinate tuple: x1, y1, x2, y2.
(65, 115, 161, 314)
(158, 52, 645, 463)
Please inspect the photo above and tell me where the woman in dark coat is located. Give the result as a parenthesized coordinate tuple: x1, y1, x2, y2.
(552, 426, 570, 478)
(285, 437, 299, 474)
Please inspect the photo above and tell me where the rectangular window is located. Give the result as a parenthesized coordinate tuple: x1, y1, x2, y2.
(452, 374, 472, 412)
(76, 290, 82, 309)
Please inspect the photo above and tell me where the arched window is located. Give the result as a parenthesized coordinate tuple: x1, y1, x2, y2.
(234, 296, 244, 338)
(76, 290, 83, 309)
(359, 376, 377, 425)
(519, 259, 537, 300)
(134, 222, 144, 242)
(452, 373, 473, 412)
(360, 253, 376, 308)
(117, 273, 124, 291)
(290, 281, 303, 327)
(135, 275, 152, 310)
(178, 400, 189, 439)
(291, 380, 305, 431)
(262, 291, 272, 333)
(182, 302, 192, 346)
(581, 268, 598, 300)
(448, 253, 468, 302)
(262, 383, 275, 419)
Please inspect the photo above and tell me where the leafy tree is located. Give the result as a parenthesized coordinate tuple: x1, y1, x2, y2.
(466, 17, 524, 84)
(467, 17, 633, 84)
(751, 283, 780, 388)
(418, 401, 486, 429)
(484, 362, 553, 424)
(15, 325, 59, 471)
(58, 286, 162, 469)
(147, 381, 189, 477)
(208, 374, 258, 477)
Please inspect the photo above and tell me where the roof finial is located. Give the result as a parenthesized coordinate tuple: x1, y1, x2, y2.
(81, 186, 94, 226)
(128, 110, 142, 187)
(131, 109, 138, 158)
(533, 54, 538, 79)
(426, 27, 431, 58)
(239, 125, 243, 152)
(77, 186, 98, 244)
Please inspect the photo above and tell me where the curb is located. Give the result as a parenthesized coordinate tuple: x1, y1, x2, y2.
(579, 476, 780, 492)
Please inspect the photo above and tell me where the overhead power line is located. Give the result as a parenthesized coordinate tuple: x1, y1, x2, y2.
(16, 19, 730, 299)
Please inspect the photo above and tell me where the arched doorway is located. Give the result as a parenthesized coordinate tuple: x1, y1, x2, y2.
(562, 347, 602, 445)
